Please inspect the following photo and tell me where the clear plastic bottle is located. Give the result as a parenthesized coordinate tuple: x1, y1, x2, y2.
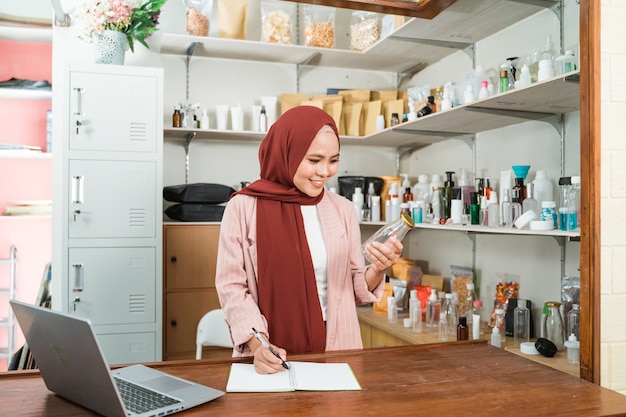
(410, 294, 423, 333)
(412, 174, 431, 203)
(567, 303, 580, 341)
(443, 293, 458, 336)
(568, 176, 581, 230)
(426, 288, 440, 328)
(472, 299, 484, 339)
(494, 308, 506, 342)
(523, 183, 540, 214)
(501, 189, 515, 227)
(487, 191, 500, 228)
(514, 299, 530, 346)
(490, 326, 501, 348)
(361, 213, 414, 263)
(439, 294, 454, 341)
(464, 283, 478, 324)
(370, 196, 381, 223)
(387, 296, 398, 324)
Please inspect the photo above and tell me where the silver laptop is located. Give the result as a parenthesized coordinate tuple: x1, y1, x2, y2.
(10, 300, 224, 417)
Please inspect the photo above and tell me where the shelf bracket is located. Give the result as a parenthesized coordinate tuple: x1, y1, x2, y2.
(296, 52, 321, 93)
(184, 132, 196, 184)
(185, 42, 198, 101)
(397, 62, 428, 89)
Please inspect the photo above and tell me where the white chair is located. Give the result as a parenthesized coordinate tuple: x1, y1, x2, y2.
(195, 309, 233, 360)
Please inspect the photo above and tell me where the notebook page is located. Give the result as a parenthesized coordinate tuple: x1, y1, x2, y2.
(226, 363, 293, 392)
(291, 362, 361, 391)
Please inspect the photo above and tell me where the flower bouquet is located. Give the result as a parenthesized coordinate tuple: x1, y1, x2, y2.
(73, 0, 167, 52)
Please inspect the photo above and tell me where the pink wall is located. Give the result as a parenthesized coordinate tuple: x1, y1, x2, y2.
(0, 38, 52, 370)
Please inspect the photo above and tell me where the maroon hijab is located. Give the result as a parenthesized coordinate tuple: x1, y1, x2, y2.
(235, 106, 339, 353)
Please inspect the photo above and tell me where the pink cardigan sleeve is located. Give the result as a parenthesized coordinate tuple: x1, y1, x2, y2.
(215, 195, 267, 356)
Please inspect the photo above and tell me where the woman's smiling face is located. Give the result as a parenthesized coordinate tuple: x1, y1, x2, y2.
(292, 126, 340, 197)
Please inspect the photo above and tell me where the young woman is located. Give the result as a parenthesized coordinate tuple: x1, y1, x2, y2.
(215, 106, 402, 374)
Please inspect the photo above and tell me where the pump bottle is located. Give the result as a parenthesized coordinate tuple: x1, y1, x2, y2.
(443, 171, 455, 220)
(401, 174, 413, 203)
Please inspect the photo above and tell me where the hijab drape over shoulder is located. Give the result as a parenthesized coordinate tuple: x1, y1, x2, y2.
(235, 106, 339, 353)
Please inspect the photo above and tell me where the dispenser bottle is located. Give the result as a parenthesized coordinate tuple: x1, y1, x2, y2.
(401, 174, 413, 203)
(470, 192, 480, 225)
(259, 106, 268, 132)
(443, 171, 455, 220)
(365, 183, 377, 222)
(426, 289, 440, 327)
(387, 296, 398, 324)
(457, 168, 474, 205)
(487, 191, 500, 228)
(501, 189, 514, 227)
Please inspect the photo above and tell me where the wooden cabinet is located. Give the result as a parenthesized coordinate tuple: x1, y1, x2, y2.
(163, 224, 230, 361)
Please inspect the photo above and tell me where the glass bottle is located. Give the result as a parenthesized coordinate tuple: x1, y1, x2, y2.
(499, 64, 509, 93)
(513, 299, 530, 346)
(567, 303, 580, 341)
(361, 213, 414, 263)
(501, 189, 514, 227)
(390, 112, 400, 126)
(457, 316, 469, 341)
(439, 294, 453, 341)
(431, 186, 444, 221)
(443, 293, 458, 336)
(172, 105, 182, 128)
(426, 288, 440, 328)
(523, 182, 540, 214)
(543, 301, 565, 349)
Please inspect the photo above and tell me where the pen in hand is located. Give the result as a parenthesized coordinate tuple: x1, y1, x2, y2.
(252, 327, 289, 370)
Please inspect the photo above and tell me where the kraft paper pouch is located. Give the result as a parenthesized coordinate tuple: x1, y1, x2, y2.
(390, 257, 415, 283)
(339, 89, 370, 103)
(383, 98, 404, 128)
(399, 90, 409, 114)
(301, 100, 324, 109)
(218, 0, 249, 39)
(421, 274, 444, 292)
(342, 102, 362, 136)
(373, 282, 393, 315)
(361, 99, 382, 136)
(371, 90, 397, 102)
(312, 95, 343, 134)
(281, 93, 310, 114)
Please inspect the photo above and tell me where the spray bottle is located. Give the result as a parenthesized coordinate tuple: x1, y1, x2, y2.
(444, 171, 455, 220)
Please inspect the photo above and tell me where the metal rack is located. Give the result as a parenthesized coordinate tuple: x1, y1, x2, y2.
(0, 246, 18, 365)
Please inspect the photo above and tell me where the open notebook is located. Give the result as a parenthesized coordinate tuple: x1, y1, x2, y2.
(226, 361, 361, 392)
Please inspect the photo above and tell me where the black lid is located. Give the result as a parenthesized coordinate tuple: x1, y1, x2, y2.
(535, 337, 558, 357)
(391, 112, 399, 117)
(559, 176, 572, 186)
(427, 95, 435, 103)
(515, 177, 524, 185)
(458, 316, 467, 326)
(470, 192, 478, 205)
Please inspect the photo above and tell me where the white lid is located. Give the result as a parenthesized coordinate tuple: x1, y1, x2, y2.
(445, 293, 453, 299)
(410, 289, 417, 299)
(530, 220, 554, 230)
(535, 170, 547, 179)
(466, 283, 474, 290)
(354, 187, 362, 194)
(521, 64, 530, 73)
(541, 201, 556, 208)
(571, 176, 581, 184)
(565, 334, 580, 348)
(514, 210, 538, 229)
(520, 341, 540, 355)
(429, 289, 437, 300)
(492, 326, 499, 334)
(418, 174, 429, 183)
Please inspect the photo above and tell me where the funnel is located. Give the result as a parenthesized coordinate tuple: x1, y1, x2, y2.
(512, 165, 531, 179)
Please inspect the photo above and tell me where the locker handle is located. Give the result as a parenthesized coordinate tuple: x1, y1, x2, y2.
(72, 264, 84, 292)
(73, 87, 84, 116)
(71, 175, 85, 204)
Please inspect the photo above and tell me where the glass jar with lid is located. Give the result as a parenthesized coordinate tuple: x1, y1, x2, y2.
(543, 301, 565, 349)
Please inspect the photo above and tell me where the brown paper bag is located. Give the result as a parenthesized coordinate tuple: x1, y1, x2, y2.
(339, 89, 370, 103)
(383, 98, 404, 128)
(371, 90, 398, 102)
(342, 102, 362, 137)
(301, 100, 324, 109)
(422, 274, 445, 293)
(373, 282, 394, 315)
(361, 100, 382, 136)
(312, 95, 344, 134)
(217, 0, 249, 40)
(281, 93, 310, 114)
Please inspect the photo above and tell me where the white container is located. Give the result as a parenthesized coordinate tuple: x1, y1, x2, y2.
(352, 187, 364, 221)
(200, 108, 209, 130)
(532, 170, 554, 207)
(555, 50, 576, 75)
(216, 104, 229, 130)
(412, 174, 431, 203)
(537, 59, 555, 81)
(260, 96, 278, 127)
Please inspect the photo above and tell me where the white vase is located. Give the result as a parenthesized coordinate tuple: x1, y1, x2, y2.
(93, 30, 127, 65)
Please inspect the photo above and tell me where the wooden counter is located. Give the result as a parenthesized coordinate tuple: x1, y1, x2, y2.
(1, 342, 624, 416)
(357, 306, 580, 378)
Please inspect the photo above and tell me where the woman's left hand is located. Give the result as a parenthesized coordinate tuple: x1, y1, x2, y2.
(365, 236, 403, 274)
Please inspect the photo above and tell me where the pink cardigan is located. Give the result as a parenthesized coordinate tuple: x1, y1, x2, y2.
(215, 191, 385, 356)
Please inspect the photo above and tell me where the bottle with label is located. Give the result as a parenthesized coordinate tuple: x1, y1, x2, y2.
(401, 174, 413, 203)
(390, 112, 400, 126)
(499, 64, 509, 93)
(541, 201, 558, 229)
(470, 192, 480, 225)
(172, 105, 182, 128)
(457, 316, 469, 341)
(494, 308, 506, 342)
(555, 50, 576, 75)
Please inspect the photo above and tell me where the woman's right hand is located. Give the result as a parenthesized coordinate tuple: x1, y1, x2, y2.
(247, 334, 288, 374)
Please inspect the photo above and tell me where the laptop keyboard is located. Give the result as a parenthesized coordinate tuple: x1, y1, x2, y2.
(114, 377, 181, 414)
